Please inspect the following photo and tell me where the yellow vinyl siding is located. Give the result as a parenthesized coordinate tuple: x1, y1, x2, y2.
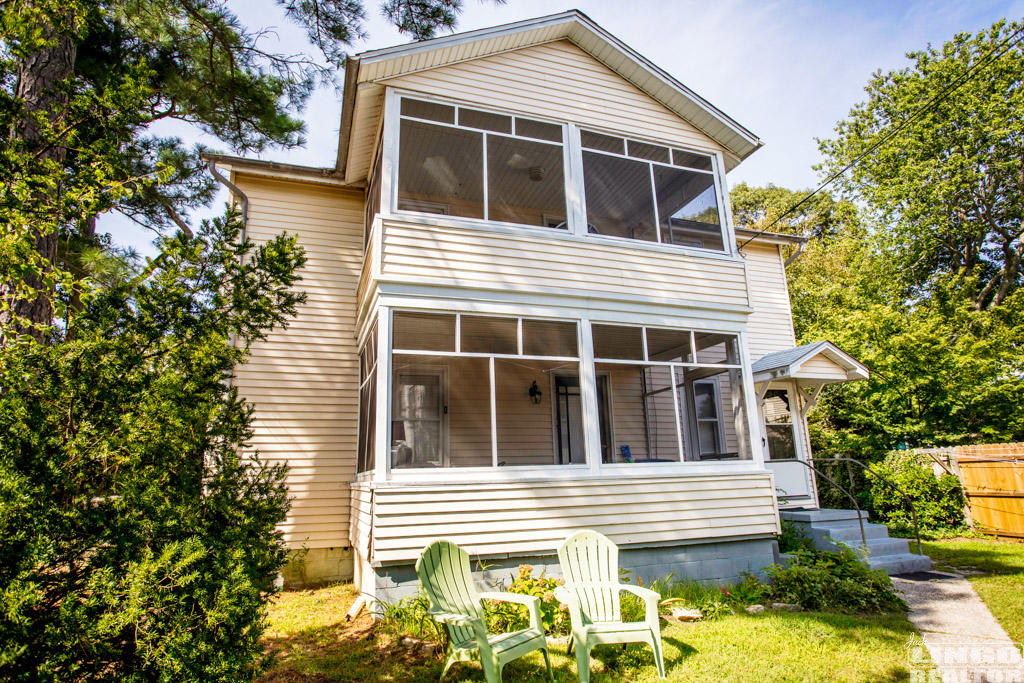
(385, 40, 725, 154)
(231, 174, 364, 549)
(795, 355, 850, 380)
(367, 473, 780, 564)
(380, 220, 750, 309)
(743, 242, 797, 361)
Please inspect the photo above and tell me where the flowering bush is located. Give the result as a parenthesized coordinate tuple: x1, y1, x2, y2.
(485, 565, 570, 635)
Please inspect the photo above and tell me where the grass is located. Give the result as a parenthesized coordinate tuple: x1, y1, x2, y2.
(259, 582, 922, 682)
(922, 537, 1024, 645)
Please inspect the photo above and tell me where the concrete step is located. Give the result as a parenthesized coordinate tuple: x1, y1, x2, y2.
(812, 532, 908, 557)
(781, 508, 870, 524)
(809, 523, 890, 543)
(869, 553, 933, 574)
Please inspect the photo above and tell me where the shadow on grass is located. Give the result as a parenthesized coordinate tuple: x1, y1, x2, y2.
(261, 585, 922, 682)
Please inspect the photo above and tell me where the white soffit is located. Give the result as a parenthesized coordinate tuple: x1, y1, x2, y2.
(341, 10, 762, 182)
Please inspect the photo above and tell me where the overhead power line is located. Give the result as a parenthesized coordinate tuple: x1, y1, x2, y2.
(738, 22, 1024, 251)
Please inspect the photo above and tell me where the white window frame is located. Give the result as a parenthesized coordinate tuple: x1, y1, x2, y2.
(371, 301, 766, 483)
(575, 126, 728, 252)
(760, 381, 805, 463)
(387, 308, 589, 478)
(381, 87, 742, 263)
(389, 90, 573, 232)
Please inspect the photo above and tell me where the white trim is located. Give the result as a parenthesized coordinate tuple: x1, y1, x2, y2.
(489, 356, 498, 467)
(714, 149, 739, 257)
(578, 314, 601, 474)
(739, 330, 764, 467)
(375, 286, 752, 331)
(375, 306, 392, 481)
(566, 123, 587, 237)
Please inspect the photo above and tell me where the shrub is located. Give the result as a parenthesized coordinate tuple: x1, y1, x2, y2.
(486, 564, 569, 635)
(869, 452, 967, 536)
(763, 546, 906, 613)
(0, 215, 304, 680)
(778, 519, 816, 553)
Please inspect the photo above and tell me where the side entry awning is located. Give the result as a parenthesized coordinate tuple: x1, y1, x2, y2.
(751, 341, 868, 386)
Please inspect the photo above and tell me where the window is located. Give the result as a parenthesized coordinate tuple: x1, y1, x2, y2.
(581, 131, 726, 251)
(390, 311, 582, 469)
(364, 150, 382, 248)
(396, 97, 568, 229)
(763, 387, 797, 460)
(591, 324, 752, 463)
(356, 321, 378, 473)
(693, 379, 724, 457)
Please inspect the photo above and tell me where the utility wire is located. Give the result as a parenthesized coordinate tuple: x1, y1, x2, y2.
(738, 22, 1024, 250)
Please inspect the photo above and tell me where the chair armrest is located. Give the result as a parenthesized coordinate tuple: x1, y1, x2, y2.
(479, 591, 544, 631)
(428, 610, 477, 627)
(619, 584, 661, 624)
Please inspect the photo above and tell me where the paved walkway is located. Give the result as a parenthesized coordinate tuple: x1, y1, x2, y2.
(893, 571, 1023, 682)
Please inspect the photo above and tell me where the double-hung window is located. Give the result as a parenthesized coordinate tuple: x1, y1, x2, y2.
(396, 97, 569, 229)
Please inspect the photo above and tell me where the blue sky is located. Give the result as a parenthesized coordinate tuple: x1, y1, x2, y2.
(99, 0, 1024, 255)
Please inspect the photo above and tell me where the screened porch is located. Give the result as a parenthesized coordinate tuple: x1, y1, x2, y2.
(356, 310, 759, 479)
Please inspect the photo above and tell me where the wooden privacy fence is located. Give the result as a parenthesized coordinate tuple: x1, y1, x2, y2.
(921, 443, 1024, 538)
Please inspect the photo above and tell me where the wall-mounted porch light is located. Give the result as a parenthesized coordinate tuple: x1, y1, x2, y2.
(529, 380, 543, 404)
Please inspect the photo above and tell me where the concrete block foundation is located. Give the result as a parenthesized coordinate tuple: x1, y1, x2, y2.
(282, 547, 355, 588)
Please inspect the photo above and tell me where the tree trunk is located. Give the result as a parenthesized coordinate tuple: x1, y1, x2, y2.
(0, 17, 76, 344)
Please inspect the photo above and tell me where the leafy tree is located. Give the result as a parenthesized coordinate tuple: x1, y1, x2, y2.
(0, 212, 306, 679)
(734, 184, 1024, 450)
(1, 0, 501, 336)
(0, 1, 495, 678)
(731, 182, 858, 242)
(818, 19, 1024, 311)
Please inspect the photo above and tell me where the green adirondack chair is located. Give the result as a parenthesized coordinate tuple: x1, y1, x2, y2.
(416, 540, 554, 682)
(554, 530, 666, 683)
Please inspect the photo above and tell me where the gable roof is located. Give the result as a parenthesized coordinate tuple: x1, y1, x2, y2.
(752, 341, 869, 384)
(336, 9, 762, 180)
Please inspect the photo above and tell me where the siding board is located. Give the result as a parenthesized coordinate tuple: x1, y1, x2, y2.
(385, 41, 725, 154)
(368, 473, 779, 563)
(232, 174, 363, 550)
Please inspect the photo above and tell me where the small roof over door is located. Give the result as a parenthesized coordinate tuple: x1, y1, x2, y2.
(751, 341, 868, 385)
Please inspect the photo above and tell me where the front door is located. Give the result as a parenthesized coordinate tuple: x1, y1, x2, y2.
(760, 383, 814, 501)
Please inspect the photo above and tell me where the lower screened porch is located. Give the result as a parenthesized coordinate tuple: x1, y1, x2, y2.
(350, 305, 783, 601)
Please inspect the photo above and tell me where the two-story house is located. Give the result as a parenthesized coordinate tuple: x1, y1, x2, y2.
(204, 10, 874, 602)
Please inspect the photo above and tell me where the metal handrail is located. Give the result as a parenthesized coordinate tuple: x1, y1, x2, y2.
(814, 456, 924, 556)
(785, 458, 868, 553)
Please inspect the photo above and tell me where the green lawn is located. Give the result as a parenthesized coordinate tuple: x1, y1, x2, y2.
(259, 583, 921, 682)
(922, 537, 1024, 645)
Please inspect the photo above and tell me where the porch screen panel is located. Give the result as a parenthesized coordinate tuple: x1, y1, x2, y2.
(391, 354, 491, 468)
(580, 130, 727, 252)
(396, 96, 567, 229)
(494, 358, 584, 466)
(598, 362, 682, 463)
(487, 135, 566, 227)
(397, 119, 484, 219)
(388, 312, 580, 470)
(591, 323, 752, 464)
(356, 321, 378, 474)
